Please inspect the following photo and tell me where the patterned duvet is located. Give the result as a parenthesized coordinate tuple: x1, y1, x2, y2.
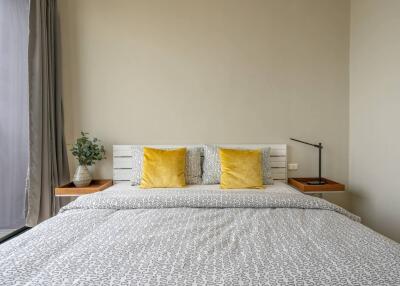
(1, 184, 399, 285)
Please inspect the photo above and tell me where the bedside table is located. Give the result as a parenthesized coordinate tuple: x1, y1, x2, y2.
(288, 177, 345, 198)
(55, 180, 112, 197)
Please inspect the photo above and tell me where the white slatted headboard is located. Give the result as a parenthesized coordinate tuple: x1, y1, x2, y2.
(113, 144, 287, 184)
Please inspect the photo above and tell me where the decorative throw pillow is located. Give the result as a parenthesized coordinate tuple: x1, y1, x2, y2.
(131, 146, 202, 185)
(140, 147, 186, 188)
(219, 148, 263, 189)
(202, 145, 273, 185)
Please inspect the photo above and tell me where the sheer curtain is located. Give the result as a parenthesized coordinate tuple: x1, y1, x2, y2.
(0, 0, 29, 229)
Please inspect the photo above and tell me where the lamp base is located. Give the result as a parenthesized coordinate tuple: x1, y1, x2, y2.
(307, 180, 326, 185)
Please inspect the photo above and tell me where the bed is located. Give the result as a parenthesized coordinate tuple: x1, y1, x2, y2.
(0, 145, 399, 285)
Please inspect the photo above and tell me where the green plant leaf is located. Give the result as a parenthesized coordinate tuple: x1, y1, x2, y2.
(70, 131, 106, 166)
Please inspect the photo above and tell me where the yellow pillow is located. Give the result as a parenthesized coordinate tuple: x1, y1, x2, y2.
(219, 148, 263, 189)
(140, 147, 186, 188)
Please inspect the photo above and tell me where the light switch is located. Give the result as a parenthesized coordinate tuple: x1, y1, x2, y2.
(288, 163, 298, 170)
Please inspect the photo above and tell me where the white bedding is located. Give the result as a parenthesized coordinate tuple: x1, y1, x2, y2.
(3, 181, 398, 285)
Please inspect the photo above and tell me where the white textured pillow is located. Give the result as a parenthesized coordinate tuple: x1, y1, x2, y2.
(202, 145, 274, 185)
(130, 147, 202, 185)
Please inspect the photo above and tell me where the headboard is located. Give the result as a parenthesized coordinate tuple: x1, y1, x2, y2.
(113, 144, 287, 184)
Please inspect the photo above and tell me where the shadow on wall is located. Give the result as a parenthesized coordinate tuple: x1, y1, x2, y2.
(348, 188, 399, 242)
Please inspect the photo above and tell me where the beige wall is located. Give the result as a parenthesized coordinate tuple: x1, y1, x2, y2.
(59, 0, 350, 208)
(349, 0, 400, 241)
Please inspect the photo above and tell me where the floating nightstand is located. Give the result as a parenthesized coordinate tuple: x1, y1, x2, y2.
(288, 177, 345, 197)
(55, 180, 112, 197)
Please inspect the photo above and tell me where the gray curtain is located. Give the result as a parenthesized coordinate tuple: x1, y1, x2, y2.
(26, 0, 70, 227)
(0, 0, 29, 229)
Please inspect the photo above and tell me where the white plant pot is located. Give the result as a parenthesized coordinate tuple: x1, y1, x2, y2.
(73, 165, 92, 187)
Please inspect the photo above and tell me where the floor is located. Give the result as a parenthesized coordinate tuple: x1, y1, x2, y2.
(0, 229, 16, 239)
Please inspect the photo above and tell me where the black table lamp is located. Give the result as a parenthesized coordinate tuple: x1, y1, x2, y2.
(290, 138, 325, 185)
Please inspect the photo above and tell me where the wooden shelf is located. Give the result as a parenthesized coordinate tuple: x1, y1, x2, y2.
(55, 180, 112, 197)
(288, 177, 345, 193)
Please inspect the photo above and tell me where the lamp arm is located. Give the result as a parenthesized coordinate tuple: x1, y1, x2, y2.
(290, 138, 322, 149)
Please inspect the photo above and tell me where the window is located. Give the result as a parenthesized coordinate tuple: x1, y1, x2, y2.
(0, 0, 29, 238)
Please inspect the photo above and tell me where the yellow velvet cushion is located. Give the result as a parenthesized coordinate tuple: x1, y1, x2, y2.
(219, 148, 263, 189)
(140, 147, 186, 188)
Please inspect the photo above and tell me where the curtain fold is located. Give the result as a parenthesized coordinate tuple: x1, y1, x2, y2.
(26, 0, 70, 227)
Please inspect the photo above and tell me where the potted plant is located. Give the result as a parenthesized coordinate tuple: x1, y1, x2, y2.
(70, 131, 106, 187)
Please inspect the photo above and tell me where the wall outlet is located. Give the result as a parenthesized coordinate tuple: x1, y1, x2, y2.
(288, 163, 298, 170)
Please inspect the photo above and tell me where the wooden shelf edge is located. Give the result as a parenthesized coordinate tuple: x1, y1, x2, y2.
(288, 177, 345, 192)
(55, 179, 113, 196)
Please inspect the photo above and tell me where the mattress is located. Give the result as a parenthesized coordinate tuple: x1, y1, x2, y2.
(0, 183, 399, 285)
